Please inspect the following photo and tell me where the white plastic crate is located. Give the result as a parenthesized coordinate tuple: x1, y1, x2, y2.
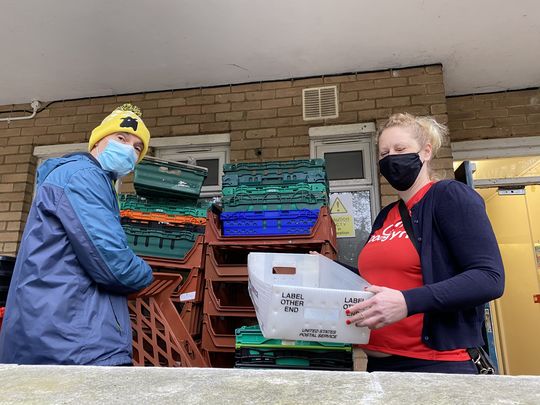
(247, 252, 373, 344)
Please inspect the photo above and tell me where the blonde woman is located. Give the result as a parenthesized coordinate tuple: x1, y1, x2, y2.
(347, 113, 504, 373)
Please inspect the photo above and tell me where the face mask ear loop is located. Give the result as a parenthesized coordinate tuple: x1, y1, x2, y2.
(95, 139, 106, 158)
(417, 149, 426, 166)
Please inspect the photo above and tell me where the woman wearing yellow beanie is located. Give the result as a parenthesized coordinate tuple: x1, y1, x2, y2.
(0, 103, 153, 366)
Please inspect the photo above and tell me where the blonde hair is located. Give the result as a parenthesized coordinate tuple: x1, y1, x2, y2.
(377, 113, 448, 179)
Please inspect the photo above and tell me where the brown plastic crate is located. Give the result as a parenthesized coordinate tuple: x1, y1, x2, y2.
(203, 280, 255, 317)
(128, 273, 207, 367)
(179, 301, 203, 337)
(201, 314, 258, 352)
(205, 206, 337, 255)
(204, 246, 249, 281)
(204, 242, 336, 282)
(201, 349, 236, 368)
(173, 266, 205, 304)
(151, 265, 205, 304)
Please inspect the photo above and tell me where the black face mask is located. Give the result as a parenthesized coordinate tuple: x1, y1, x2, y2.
(379, 152, 423, 191)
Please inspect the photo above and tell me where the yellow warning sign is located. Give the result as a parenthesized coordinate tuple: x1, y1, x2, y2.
(330, 193, 355, 238)
(330, 197, 348, 214)
(332, 215, 355, 237)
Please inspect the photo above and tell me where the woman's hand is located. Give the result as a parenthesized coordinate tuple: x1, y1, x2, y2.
(346, 285, 408, 330)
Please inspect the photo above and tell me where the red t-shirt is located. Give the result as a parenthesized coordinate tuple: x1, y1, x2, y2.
(358, 182, 469, 361)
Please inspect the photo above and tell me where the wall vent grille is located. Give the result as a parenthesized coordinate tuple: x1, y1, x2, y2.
(302, 85, 338, 120)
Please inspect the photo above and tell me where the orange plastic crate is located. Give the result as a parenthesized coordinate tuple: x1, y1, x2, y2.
(121, 209, 206, 226)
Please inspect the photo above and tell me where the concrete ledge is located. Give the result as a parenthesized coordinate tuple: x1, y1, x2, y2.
(1, 365, 539, 404)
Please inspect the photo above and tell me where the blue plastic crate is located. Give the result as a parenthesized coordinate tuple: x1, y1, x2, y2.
(220, 209, 319, 236)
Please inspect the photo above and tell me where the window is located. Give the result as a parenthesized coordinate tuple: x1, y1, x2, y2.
(153, 134, 230, 197)
(33, 143, 88, 196)
(33, 143, 87, 167)
(309, 123, 379, 267)
(324, 150, 365, 181)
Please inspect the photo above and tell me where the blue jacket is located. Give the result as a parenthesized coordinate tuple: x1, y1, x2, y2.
(369, 180, 504, 350)
(0, 153, 153, 365)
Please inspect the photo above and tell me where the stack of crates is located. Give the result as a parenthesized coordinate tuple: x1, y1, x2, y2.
(220, 159, 329, 236)
(120, 194, 208, 262)
(121, 157, 209, 355)
(200, 159, 338, 368)
(235, 325, 353, 371)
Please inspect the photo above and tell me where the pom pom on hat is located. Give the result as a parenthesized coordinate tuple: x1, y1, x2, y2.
(88, 103, 150, 162)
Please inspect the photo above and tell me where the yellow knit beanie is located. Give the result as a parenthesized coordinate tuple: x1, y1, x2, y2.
(88, 103, 150, 162)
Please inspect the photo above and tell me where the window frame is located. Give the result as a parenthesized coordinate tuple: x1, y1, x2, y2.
(33, 142, 88, 167)
(309, 123, 380, 215)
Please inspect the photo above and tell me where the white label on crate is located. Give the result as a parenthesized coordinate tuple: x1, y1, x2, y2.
(173, 180, 189, 189)
(304, 307, 340, 321)
(180, 291, 196, 302)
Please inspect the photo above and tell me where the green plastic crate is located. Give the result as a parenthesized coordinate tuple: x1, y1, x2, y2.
(222, 183, 328, 197)
(134, 157, 208, 199)
(119, 194, 210, 218)
(221, 188, 328, 212)
(222, 171, 327, 187)
(235, 347, 353, 370)
(223, 159, 325, 173)
(222, 159, 327, 187)
(235, 325, 351, 351)
(123, 224, 200, 260)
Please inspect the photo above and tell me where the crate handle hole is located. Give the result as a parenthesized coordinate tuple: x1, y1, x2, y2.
(272, 266, 296, 275)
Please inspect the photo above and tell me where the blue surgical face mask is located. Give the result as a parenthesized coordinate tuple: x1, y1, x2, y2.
(97, 139, 137, 178)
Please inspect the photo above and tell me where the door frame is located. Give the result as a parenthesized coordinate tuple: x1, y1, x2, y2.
(452, 135, 540, 375)
(451, 136, 540, 160)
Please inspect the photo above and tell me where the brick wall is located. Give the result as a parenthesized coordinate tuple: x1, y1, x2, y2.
(0, 64, 450, 255)
(447, 88, 540, 141)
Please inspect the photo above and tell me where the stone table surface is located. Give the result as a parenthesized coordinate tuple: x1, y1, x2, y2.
(0, 365, 538, 404)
